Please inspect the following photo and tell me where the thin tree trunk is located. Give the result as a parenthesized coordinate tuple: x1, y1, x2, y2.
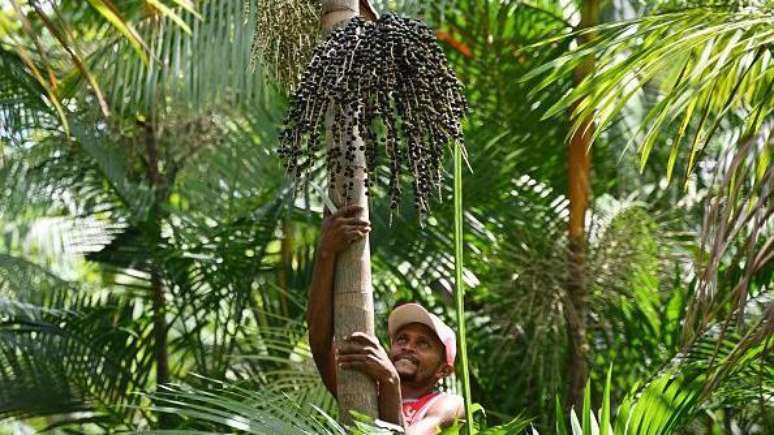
(143, 122, 172, 428)
(277, 218, 292, 317)
(565, 0, 599, 410)
(321, 0, 379, 425)
(151, 268, 170, 386)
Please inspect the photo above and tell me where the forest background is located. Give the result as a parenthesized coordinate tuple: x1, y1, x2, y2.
(0, 0, 772, 433)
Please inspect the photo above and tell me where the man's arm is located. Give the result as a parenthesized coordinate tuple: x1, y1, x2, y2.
(406, 394, 465, 435)
(378, 376, 404, 427)
(307, 243, 338, 396)
(306, 205, 370, 397)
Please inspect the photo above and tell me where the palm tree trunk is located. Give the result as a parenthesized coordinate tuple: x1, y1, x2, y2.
(143, 122, 172, 428)
(151, 268, 170, 387)
(321, 0, 379, 425)
(565, 0, 599, 409)
(277, 218, 292, 317)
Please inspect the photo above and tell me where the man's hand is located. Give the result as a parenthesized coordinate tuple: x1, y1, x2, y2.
(337, 332, 400, 387)
(338, 332, 405, 427)
(319, 205, 371, 258)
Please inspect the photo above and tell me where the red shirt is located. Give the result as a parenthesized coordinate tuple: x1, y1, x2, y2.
(402, 391, 442, 426)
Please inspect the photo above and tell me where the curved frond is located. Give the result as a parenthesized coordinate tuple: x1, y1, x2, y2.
(0, 255, 151, 428)
(150, 378, 345, 434)
(90, 0, 271, 118)
(527, 5, 773, 180)
(616, 296, 774, 435)
(0, 47, 56, 143)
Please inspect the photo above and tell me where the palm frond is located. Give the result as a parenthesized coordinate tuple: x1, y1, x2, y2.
(149, 375, 343, 434)
(71, 119, 155, 221)
(90, 0, 271, 118)
(684, 121, 773, 341)
(526, 5, 773, 181)
(0, 47, 56, 144)
(615, 296, 774, 435)
(0, 111, 153, 226)
(0, 254, 75, 316)
(1, 0, 196, 131)
(0, 255, 151, 427)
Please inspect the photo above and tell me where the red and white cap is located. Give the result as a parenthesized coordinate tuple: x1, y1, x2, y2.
(388, 303, 456, 367)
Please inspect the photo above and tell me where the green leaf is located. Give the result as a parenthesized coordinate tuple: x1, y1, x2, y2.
(600, 366, 612, 435)
(169, 0, 203, 20)
(146, 0, 192, 34)
(556, 396, 568, 435)
(84, 0, 149, 64)
(581, 379, 591, 435)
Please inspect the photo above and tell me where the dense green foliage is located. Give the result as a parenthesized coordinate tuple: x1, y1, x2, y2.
(0, 0, 771, 433)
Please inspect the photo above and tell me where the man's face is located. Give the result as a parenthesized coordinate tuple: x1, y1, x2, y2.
(389, 323, 449, 385)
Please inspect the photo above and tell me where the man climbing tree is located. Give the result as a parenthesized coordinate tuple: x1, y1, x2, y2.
(276, 0, 470, 428)
(307, 205, 464, 433)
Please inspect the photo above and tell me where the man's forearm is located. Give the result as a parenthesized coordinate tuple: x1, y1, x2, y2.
(307, 248, 336, 354)
(378, 378, 404, 427)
